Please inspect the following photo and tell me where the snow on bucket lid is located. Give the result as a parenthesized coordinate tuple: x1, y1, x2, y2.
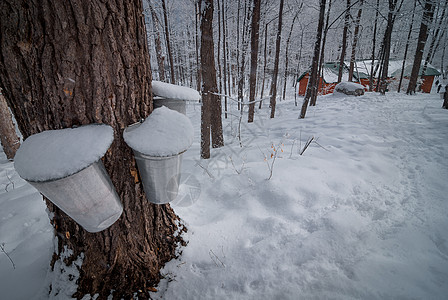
(123, 106, 194, 157)
(152, 80, 201, 101)
(14, 124, 114, 182)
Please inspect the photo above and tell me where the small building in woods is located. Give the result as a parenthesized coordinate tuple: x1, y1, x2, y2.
(297, 62, 368, 96)
(298, 60, 441, 95)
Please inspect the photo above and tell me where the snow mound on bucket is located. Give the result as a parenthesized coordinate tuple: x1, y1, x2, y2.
(14, 124, 114, 182)
(152, 81, 201, 101)
(123, 106, 194, 157)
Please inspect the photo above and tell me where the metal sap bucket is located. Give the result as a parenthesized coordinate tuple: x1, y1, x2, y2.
(28, 160, 123, 233)
(133, 150, 183, 204)
(153, 97, 186, 115)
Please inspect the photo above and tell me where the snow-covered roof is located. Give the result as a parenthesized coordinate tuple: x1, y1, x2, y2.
(14, 124, 114, 182)
(152, 81, 201, 101)
(354, 59, 440, 78)
(123, 106, 194, 157)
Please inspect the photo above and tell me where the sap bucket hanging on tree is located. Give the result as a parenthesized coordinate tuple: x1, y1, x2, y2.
(152, 80, 201, 115)
(123, 106, 194, 204)
(14, 124, 123, 233)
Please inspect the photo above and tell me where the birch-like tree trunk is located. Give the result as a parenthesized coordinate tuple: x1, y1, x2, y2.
(337, 0, 350, 83)
(348, 0, 364, 82)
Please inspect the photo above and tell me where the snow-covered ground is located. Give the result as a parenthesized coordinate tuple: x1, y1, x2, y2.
(1, 91, 448, 299)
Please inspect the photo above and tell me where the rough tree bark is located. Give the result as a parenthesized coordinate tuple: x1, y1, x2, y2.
(248, 0, 261, 123)
(300, 0, 326, 119)
(0, 1, 185, 299)
(269, 0, 284, 119)
(407, 0, 436, 94)
(0, 92, 20, 160)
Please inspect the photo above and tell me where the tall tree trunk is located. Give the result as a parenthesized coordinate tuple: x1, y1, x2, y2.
(398, 0, 417, 92)
(162, 0, 175, 84)
(238, 1, 251, 111)
(269, 0, 284, 119)
(337, 0, 350, 83)
(369, 0, 380, 91)
(0, 0, 184, 299)
(379, 0, 403, 95)
(407, 0, 436, 94)
(313, 0, 332, 107)
(300, 0, 326, 119)
(149, 1, 165, 82)
(348, 0, 364, 82)
(0, 92, 20, 160)
(248, 0, 261, 123)
(195, 1, 202, 91)
(217, 0, 222, 96)
(282, 12, 299, 101)
(422, 0, 447, 73)
(201, 0, 223, 156)
(259, 22, 269, 109)
(222, 0, 228, 118)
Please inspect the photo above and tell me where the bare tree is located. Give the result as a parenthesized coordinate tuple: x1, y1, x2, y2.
(337, 0, 351, 83)
(162, 0, 175, 84)
(407, 0, 436, 94)
(0, 0, 184, 298)
(282, 9, 300, 101)
(148, 1, 166, 81)
(269, 0, 284, 119)
(397, 0, 417, 92)
(200, 0, 223, 158)
(379, 0, 404, 94)
(300, 0, 326, 119)
(248, 0, 261, 123)
(348, 0, 364, 82)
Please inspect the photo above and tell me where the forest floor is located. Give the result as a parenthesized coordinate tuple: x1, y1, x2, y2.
(1, 90, 448, 299)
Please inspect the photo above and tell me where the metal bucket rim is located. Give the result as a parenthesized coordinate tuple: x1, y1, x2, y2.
(133, 149, 186, 160)
(26, 159, 103, 184)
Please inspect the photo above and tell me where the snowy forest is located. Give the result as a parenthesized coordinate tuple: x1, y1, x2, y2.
(144, 0, 447, 97)
(0, 0, 448, 299)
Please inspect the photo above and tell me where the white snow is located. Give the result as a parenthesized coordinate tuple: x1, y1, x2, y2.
(152, 81, 201, 101)
(1, 90, 448, 299)
(123, 106, 194, 157)
(14, 124, 114, 182)
(335, 81, 365, 93)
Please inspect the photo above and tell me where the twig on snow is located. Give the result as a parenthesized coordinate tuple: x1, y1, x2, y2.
(0, 243, 16, 269)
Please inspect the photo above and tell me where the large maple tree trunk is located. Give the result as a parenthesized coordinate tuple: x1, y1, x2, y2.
(0, 1, 184, 299)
